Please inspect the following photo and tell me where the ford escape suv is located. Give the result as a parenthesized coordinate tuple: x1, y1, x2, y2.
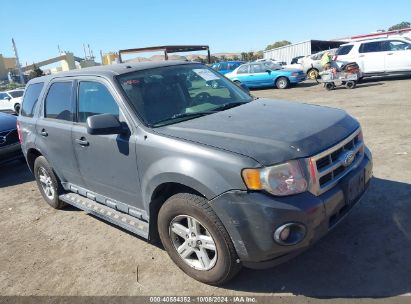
(18, 61, 372, 285)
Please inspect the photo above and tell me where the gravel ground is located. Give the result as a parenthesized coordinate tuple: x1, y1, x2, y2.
(0, 76, 410, 300)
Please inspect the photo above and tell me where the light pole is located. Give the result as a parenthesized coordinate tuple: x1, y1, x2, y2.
(12, 38, 25, 84)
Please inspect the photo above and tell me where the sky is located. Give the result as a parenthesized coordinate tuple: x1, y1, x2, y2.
(0, 0, 410, 65)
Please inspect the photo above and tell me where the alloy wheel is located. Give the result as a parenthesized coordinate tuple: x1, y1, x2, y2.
(38, 167, 55, 200)
(169, 215, 217, 271)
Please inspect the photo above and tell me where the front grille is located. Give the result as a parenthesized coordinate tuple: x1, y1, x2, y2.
(309, 129, 364, 195)
(0, 129, 19, 147)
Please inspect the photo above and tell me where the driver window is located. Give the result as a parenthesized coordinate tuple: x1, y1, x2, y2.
(389, 40, 409, 51)
(251, 64, 264, 73)
(78, 81, 119, 123)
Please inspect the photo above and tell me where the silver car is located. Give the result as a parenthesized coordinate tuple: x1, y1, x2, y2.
(300, 48, 337, 79)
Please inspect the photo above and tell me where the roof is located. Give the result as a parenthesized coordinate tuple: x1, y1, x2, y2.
(28, 61, 194, 84)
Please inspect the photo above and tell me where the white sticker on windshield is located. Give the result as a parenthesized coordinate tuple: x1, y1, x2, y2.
(193, 69, 220, 81)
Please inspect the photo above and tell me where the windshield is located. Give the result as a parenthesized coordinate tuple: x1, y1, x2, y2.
(117, 64, 252, 127)
(9, 90, 24, 98)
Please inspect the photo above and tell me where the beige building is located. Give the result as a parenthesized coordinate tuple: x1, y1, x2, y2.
(0, 54, 17, 80)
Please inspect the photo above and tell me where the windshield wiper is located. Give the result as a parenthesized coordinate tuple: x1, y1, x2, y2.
(152, 111, 214, 127)
(211, 101, 249, 112)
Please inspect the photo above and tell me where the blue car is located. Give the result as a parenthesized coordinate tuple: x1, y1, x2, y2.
(225, 62, 306, 89)
(211, 61, 245, 75)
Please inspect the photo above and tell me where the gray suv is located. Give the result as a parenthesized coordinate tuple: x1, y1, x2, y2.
(18, 61, 373, 285)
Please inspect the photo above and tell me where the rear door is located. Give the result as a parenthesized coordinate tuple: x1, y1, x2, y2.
(71, 77, 143, 211)
(385, 40, 411, 72)
(250, 63, 271, 86)
(357, 41, 387, 73)
(35, 80, 83, 186)
(235, 65, 253, 86)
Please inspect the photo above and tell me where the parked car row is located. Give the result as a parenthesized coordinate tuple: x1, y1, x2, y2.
(0, 112, 23, 165)
(0, 88, 24, 114)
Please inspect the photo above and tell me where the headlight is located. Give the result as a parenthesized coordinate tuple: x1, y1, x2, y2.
(242, 160, 308, 196)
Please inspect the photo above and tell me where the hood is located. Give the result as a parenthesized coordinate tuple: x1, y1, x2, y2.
(0, 112, 17, 131)
(154, 99, 359, 166)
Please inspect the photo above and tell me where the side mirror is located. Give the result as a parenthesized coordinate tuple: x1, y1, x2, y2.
(4, 96, 11, 101)
(239, 83, 250, 94)
(405, 45, 411, 50)
(86, 114, 124, 135)
(265, 70, 272, 74)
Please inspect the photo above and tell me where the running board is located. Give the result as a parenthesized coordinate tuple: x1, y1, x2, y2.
(59, 193, 149, 239)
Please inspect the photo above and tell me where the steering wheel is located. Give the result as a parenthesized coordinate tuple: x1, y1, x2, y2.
(192, 92, 211, 106)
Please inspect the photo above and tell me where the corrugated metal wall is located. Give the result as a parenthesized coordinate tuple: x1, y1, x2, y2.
(263, 41, 312, 64)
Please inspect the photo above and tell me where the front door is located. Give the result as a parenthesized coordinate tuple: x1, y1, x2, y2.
(71, 79, 143, 210)
(385, 40, 411, 72)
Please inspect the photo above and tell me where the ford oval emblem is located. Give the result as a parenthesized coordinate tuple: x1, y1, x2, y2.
(342, 151, 355, 167)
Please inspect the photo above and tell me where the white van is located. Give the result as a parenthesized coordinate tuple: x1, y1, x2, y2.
(334, 38, 411, 76)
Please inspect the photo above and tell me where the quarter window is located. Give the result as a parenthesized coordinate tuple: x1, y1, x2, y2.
(21, 82, 44, 117)
(78, 81, 119, 123)
(45, 82, 73, 121)
(337, 45, 353, 55)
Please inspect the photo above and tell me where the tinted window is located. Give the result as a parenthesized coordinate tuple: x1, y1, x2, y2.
(359, 41, 388, 53)
(45, 82, 73, 121)
(78, 81, 119, 123)
(237, 65, 249, 74)
(21, 83, 44, 117)
(337, 45, 353, 55)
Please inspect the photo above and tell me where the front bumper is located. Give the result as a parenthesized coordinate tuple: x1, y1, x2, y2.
(209, 153, 372, 269)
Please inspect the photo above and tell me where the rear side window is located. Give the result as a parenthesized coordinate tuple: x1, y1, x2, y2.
(21, 82, 44, 117)
(359, 41, 388, 53)
(44, 82, 74, 121)
(78, 81, 119, 123)
(337, 45, 353, 55)
(237, 65, 249, 74)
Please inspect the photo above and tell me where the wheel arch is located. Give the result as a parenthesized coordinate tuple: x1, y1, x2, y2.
(26, 148, 43, 173)
(148, 181, 206, 242)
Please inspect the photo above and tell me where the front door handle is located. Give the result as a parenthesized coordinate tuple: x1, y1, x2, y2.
(75, 138, 89, 146)
(387, 53, 394, 55)
(40, 129, 48, 137)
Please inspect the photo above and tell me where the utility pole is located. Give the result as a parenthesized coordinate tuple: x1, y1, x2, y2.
(12, 38, 25, 84)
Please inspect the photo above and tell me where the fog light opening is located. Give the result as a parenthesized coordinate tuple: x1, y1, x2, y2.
(274, 223, 306, 246)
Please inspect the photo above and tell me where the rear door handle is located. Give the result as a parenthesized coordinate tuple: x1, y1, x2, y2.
(387, 53, 394, 55)
(75, 138, 89, 146)
(359, 55, 365, 57)
(40, 129, 48, 137)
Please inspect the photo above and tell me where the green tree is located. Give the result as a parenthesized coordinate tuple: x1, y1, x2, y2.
(28, 64, 44, 80)
(231, 55, 240, 61)
(265, 40, 291, 51)
(388, 21, 410, 31)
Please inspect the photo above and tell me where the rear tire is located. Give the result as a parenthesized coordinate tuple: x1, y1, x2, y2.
(307, 69, 318, 80)
(157, 193, 241, 285)
(275, 77, 289, 89)
(345, 81, 356, 89)
(325, 82, 335, 91)
(34, 156, 66, 209)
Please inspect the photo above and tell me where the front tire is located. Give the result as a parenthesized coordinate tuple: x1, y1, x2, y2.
(276, 77, 289, 89)
(14, 103, 21, 114)
(34, 156, 66, 209)
(158, 193, 241, 285)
